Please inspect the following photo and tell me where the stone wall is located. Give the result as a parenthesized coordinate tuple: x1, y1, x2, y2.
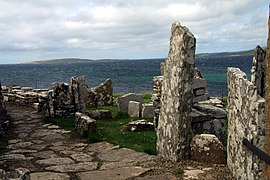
(92, 78, 113, 106)
(156, 21, 195, 161)
(227, 67, 265, 179)
(251, 45, 266, 97)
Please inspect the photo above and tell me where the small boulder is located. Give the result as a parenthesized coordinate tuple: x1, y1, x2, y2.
(128, 101, 142, 118)
(122, 120, 154, 132)
(191, 134, 226, 164)
(118, 93, 143, 113)
(75, 112, 96, 137)
(141, 104, 154, 119)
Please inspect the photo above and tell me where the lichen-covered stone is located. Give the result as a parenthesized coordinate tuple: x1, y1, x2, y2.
(92, 78, 113, 106)
(141, 103, 154, 119)
(191, 134, 226, 164)
(75, 112, 96, 137)
(70, 76, 88, 113)
(227, 67, 265, 179)
(156, 21, 195, 161)
(128, 101, 142, 118)
(85, 110, 112, 119)
(118, 93, 143, 113)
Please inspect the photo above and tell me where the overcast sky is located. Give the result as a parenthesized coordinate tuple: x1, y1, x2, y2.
(0, 0, 268, 64)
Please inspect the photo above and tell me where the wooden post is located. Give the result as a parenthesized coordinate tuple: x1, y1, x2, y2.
(264, 4, 270, 178)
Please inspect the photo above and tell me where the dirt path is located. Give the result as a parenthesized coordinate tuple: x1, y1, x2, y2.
(0, 103, 234, 180)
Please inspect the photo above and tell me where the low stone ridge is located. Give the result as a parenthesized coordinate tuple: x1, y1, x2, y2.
(190, 134, 226, 164)
(128, 101, 142, 118)
(118, 93, 144, 113)
(122, 120, 154, 132)
(2, 77, 113, 117)
(75, 112, 96, 137)
(85, 109, 112, 119)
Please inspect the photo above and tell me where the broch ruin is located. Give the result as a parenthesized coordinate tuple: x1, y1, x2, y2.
(1, 11, 270, 179)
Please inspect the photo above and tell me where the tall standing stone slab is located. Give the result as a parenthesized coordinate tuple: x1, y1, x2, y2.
(264, 7, 270, 178)
(156, 21, 195, 161)
(69, 76, 88, 113)
(251, 45, 266, 97)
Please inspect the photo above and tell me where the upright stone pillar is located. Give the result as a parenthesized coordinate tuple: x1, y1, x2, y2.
(69, 76, 88, 113)
(156, 21, 195, 161)
(251, 45, 266, 97)
(264, 6, 270, 178)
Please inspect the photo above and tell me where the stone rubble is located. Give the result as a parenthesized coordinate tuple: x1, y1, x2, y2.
(3, 77, 113, 117)
(122, 120, 154, 132)
(91, 78, 113, 106)
(190, 134, 226, 164)
(85, 109, 112, 120)
(75, 112, 96, 137)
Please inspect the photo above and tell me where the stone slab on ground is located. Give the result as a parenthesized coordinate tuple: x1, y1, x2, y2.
(78, 167, 150, 180)
(30, 172, 70, 180)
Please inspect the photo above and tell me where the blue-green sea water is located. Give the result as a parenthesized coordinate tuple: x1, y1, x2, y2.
(0, 55, 253, 96)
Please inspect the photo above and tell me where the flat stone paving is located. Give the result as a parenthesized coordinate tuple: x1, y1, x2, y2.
(0, 104, 234, 180)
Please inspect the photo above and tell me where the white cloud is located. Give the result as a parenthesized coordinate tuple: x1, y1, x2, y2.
(0, 0, 268, 63)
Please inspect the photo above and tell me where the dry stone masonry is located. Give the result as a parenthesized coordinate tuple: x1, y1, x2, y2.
(227, 67, 265, 179)
(3, 77, 113, 118)
(156, 21, 196, 161)
(91, 78, 113, 106)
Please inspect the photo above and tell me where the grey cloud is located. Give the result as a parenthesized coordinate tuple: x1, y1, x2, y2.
(0, 0, 268, 63)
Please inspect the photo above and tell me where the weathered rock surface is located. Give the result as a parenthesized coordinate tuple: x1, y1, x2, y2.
(92, 78, 113, 106)
(86, 110, 112, 119)
(1, 103, 233, 179)
(227, 67, 265, 179)
(128, 101, 142, 118)
(122, 120, 154, 132)
(118, 93, 143, 113)
(141, 103, 154, 119)
(157, 21, 195, 161)
(191, 134, 226, 164)
(75, 112, 96, 137)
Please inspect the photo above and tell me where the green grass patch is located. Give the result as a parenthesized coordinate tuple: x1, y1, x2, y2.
(44, 116, 75, 131)
(45, 105, 157, 155)
(87, 106, 157, 155)
(141, 92, 153, 104)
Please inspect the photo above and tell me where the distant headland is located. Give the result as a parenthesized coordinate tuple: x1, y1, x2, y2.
(21, 47, 263, 65)
(22, 58, 94, 64)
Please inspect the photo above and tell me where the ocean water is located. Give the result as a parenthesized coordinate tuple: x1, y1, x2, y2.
(0, 55, 253, 96)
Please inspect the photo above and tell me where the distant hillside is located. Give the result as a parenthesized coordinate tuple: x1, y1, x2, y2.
(196, 48, 263, 58)
(23, 58, 93, 64)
